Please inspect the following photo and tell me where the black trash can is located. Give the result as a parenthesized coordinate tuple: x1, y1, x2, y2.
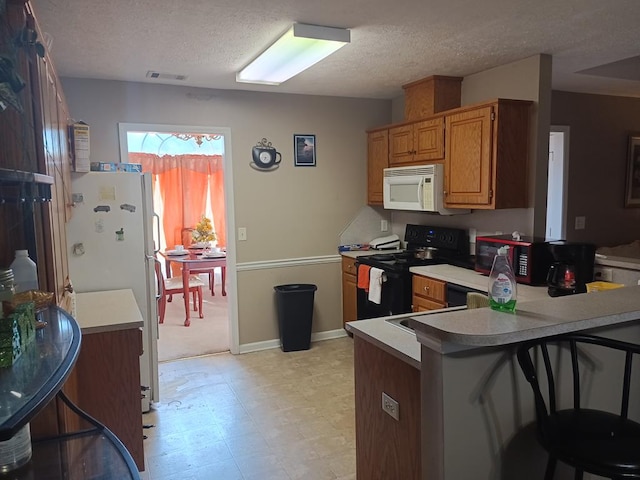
(274, 284, 317, 352)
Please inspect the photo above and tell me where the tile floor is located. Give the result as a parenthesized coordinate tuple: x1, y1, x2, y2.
(140, 336, 356, 480)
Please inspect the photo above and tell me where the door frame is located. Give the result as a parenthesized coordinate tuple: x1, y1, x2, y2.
(117, 123, 239, 356)
(547, 125, 570, 240)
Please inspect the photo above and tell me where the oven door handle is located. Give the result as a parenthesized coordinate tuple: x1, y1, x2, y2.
(355, 262, 402, 280)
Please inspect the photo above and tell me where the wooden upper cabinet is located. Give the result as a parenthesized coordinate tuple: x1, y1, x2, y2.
(403, 75, 462, 121)
(367, 128, 388, 205)
(414, 117, 444, 161)
(389, 116, 444, 166)
(444, 99, 531, 209)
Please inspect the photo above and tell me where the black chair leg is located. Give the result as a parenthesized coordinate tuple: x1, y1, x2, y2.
(544, 456, 556, 480)
(573, 470, 583, 480)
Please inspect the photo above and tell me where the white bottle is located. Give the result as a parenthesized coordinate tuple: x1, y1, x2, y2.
(10, 250, 38, 293)
(488, 246, 517, 313)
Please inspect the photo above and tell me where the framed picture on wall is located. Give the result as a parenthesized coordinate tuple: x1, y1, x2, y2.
(294, 134, 316, 167)
(625, 133, 640, 207)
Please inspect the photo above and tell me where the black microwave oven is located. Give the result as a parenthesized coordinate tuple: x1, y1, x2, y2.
(475, 235, 554, 285)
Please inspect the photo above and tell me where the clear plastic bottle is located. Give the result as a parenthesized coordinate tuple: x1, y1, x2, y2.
(10, 250, 38, 293)
(488, 246, 517, 312)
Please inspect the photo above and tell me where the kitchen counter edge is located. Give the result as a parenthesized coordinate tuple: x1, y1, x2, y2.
(346, 314, 422, 369)
(411, 285, 640, 353)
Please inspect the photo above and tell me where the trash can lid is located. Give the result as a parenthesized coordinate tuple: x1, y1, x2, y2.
(274, 284, 317, 293)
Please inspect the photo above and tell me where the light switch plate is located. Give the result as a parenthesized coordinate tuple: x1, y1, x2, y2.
(575, 216, 586, 230)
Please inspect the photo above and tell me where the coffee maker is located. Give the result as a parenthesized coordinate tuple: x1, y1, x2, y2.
(546, 241, 596, 297)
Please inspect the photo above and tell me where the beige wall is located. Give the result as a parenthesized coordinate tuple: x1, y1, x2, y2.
(239, 262, 342, 345)
(551, 90, 640, 246)
(61, 78, 391, 347)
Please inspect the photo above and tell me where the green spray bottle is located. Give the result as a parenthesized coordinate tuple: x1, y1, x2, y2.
(488, 246, 517, 313)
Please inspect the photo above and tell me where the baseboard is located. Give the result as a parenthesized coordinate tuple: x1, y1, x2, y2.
(238, 328, 348, 354)
(311, 328, 348, 342)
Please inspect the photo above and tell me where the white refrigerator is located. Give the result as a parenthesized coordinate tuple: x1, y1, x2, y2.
(66, 171, 160, 412)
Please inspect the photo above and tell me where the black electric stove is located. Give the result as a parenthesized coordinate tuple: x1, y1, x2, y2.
(357, 224, 474, 272)
(355, 224, 474, 319)
(357, 250, 475, 272)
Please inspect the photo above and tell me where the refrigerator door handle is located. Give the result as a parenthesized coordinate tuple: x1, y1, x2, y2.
(153, 213, 161, 254)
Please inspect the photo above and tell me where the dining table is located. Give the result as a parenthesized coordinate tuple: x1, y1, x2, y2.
(159, 248, 226, 326)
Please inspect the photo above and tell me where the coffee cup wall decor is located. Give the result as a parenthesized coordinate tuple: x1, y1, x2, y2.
(250, 138, 281, 172)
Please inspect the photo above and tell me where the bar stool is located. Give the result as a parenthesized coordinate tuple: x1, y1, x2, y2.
(517, 333, 640, 479)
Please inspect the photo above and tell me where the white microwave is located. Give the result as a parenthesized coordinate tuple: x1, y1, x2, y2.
(383, 164, 469, 215)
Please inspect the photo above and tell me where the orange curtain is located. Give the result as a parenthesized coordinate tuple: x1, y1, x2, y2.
(209, 169, 226, 247)
(129, 152, 224, 248)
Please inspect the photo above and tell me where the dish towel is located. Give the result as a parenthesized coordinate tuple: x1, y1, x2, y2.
(368, 267, 385, 304)
(357, 264, 371, 291)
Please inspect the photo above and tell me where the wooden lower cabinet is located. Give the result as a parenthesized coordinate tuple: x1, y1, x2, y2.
(354, 336, 421, 480)
(412, 274, 446, 311)
(31, 325, 145, 471)
(342, 256, 357, 327)
(67, 327, 144, 471)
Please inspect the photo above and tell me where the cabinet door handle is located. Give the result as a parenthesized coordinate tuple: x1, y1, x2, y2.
(423, 286, 429, 292)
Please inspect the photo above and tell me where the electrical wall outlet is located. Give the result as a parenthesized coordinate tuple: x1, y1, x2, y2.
(575, 216, 586, 230)
(381, 219, 389, 232)
(238, 227, 247, 241)
(382, 392, 399, 421)
(599, 268, 613, 282)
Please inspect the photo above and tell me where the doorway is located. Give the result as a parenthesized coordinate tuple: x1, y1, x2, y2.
(118, 123, 239, 361)
(546, 126, 570, 240)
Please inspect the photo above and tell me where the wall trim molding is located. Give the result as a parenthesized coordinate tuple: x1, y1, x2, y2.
(237, 254, 341, 271)
(238, 328, 348, 354)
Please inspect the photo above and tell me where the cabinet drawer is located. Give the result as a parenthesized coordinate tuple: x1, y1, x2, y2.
(412, 296, 446, 312)
(342, 257, 357, 277)
(413, 275, 446, 303)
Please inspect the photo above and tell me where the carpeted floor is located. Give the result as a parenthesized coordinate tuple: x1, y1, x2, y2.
(157, 271, 229, 362)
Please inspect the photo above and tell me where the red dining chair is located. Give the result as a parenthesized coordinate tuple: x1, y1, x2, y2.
(154, 258, 204, 324)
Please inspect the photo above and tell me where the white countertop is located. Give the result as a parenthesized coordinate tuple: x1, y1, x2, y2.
(346, 313, 422, 369)
(409, 264, 550, 302)
(595, 254, 640, 271)
(412, 285, 640, 350)
(75, 289, 144, 334)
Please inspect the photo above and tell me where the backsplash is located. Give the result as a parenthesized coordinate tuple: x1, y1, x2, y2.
(339, 206, 391, 248)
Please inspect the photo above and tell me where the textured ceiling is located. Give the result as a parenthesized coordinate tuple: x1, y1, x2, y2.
(30, 0, 640, 99)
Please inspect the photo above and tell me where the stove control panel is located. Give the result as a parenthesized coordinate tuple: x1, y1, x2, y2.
(404, 224, 468, 253)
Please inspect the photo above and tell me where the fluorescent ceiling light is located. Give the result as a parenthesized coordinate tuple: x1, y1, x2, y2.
(237, 23, 350, 85)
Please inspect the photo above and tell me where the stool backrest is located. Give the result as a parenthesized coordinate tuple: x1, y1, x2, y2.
(517, 334, 640, 424)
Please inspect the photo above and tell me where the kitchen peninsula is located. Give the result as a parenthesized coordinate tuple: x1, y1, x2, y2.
(347, 285, 640, 480)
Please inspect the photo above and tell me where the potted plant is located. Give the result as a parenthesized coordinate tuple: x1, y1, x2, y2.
(191, 215, 216, 247)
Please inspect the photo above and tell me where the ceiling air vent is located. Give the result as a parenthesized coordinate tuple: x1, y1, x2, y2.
(146, 71, 188, 81)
